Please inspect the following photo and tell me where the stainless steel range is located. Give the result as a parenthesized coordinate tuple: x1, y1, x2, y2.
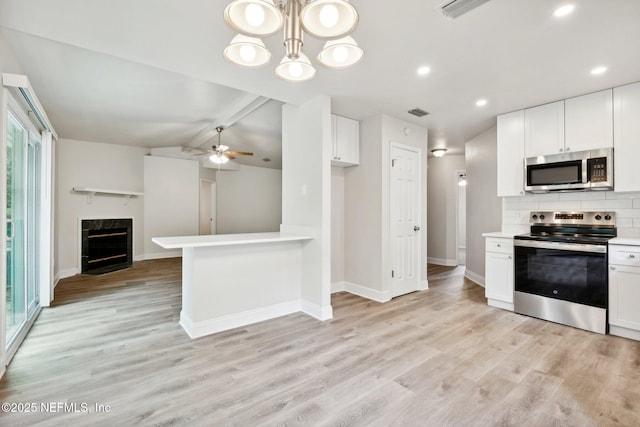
(514, 211, 616, 334)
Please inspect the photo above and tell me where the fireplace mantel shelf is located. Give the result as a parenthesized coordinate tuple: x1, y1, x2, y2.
(73, 187, 144, 205)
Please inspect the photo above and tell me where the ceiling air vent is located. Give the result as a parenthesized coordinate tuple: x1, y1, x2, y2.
(440, 0, 491, 19)
(408, 108, 429, 118)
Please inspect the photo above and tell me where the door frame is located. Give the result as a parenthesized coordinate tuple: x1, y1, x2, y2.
(388, 141, 424, 297)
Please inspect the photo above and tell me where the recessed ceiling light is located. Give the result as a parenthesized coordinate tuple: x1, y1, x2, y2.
(591, 66, 608, 75)
(475, 99, 488, 107)
(553, 4, 575, 17)
(417, 66, 431, 76)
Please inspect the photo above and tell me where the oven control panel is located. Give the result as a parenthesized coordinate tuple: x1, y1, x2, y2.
(530, 211, 615, 226)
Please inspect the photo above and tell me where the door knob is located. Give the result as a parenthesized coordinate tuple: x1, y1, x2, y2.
(414, 226, 421, 231)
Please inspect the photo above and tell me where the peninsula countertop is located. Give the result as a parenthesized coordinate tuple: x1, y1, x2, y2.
(152, 232, 313, 249)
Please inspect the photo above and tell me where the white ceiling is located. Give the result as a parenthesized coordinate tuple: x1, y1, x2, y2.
(1, 0, 640, 167)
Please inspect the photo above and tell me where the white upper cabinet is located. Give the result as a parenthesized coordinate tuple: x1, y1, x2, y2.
(497, 110, 525, 197)
(565, 89, 613, 152)
(524, 101, 565, 157)
(331, 114, 359, 167)
(614, 82, 640, 192)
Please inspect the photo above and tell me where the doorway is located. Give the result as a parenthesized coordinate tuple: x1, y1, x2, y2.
(390, 143, 422, 297)
(199, 179, 216, 235)
(456, 171, 467, 266)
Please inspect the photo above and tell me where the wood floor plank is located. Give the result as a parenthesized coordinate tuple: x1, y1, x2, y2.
(1, 261, 640, 426)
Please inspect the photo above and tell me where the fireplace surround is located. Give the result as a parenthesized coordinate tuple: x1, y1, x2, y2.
(81, 218, 132, 275)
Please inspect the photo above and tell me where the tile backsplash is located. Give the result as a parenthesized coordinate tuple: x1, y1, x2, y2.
(502, 191, 640, 237)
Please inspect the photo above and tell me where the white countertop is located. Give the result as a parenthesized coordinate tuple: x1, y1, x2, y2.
(152, 232, 313, 249)
(482, 231, 519, 238)
(609, 237, 640, 246)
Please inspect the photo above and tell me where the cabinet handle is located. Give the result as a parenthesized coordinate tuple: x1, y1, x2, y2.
(496, 244, 501, 247)
(508, 256, 512, 259)
(610, 266, 616, 270)
(566, 147, 570, 151)
(559, 148, 564, 152)
(629, 254, 636, 259)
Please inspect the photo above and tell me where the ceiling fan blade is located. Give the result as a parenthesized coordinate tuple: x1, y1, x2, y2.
(224, 154, 236, 160)
(226, 151, 254, 156)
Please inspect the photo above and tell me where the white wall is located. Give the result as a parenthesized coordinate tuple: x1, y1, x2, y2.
(216, 164, 282, 234)
(282, 96, 332, 320)
(344, 114, 428, 300)
(427, 155, 466, 266)
(465, 125, 502, 285)
(331, 167, 345, 287)
(144, 156, 199, 258)
(55, 139, 148, 278)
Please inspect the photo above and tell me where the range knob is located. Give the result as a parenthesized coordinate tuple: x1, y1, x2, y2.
(605, 215, 612, 221)
(532, 214, 538, 220)
(539, 214, 545, 220)
(595, 215, 602, 220)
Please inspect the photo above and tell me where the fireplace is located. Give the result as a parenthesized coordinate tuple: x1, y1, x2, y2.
(81, 218, 133, 275)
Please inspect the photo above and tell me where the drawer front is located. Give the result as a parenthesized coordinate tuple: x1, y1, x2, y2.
(609, 245, 640, 267)
(486, 238, 513, 255)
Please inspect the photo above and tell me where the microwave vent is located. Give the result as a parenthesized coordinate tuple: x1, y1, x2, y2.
(440, 0, 492, 19)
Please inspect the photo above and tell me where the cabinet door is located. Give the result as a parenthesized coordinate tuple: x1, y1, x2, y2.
(609, 265, 640, 331)
(524, 101, 565, 157)
(485, 251, 514, 303)
(332, 115, 359, 166)
(497, 110, 525, 197)
(614, 82, 640, 192)
(565, 89, 613, 152)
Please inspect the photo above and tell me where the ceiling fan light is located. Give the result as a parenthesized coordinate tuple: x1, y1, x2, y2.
(210, 153, 230, 164)
(224, 0, 283, 37)
(317, 36, 363, 69)
(300, 0, 359, 40)
(275, 53, 317, 82)
(223, 34, 272, 68)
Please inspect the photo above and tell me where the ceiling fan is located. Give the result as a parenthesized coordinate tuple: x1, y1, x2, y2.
(205, 126, 253, 164)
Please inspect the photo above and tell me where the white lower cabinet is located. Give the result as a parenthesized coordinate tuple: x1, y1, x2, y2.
(484, 237, 514, 311)
(609, 244, 640, 340)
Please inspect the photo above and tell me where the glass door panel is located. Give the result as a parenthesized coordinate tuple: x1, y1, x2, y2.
(26, 133, 41, 317)
(6, 112, 27, 345)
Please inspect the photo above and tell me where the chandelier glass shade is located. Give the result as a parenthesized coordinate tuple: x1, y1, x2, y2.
(223, 0, 362, 81)
(223, 35, 272, 68)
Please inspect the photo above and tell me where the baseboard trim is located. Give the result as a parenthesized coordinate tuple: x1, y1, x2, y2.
(464, 270, 485, 287)
(488, 298, 514, 312)
(179, 300, 302, 339)
(609, 325, 640, 341)
(343, 281, 391, 303)
(56, 268, 78, 284)
(427, 257, 458, 267)
(301, 299, 333, 321)
(143, 251, 182, 260)
(331, 281, 346, 293)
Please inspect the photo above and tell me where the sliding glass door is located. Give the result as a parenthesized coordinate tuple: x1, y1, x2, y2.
(5, 109, 41, 347)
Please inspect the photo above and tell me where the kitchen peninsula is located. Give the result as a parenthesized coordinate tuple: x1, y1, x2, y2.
(152, 231, 313, 338)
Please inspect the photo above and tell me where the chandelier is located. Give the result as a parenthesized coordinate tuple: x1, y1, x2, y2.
(223, 0, 363, 82)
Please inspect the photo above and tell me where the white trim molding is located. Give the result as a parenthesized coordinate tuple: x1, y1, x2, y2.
(343, 281, 392, 303)
(179, 300, 301, 339)
(331, 281, 346, 293)
(301, 299, 333, 321)
(142, 251, 182, 261)
(427, 257, 458, 267)
(464, 270, 485, 287)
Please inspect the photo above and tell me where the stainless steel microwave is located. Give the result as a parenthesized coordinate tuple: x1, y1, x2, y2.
(525, 148, 613, 193)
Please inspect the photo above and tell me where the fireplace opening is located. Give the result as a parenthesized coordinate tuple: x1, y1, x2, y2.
(81, 219, 132, 275)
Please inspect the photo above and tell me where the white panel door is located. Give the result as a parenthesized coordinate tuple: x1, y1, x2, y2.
(390, 144, 421, 297)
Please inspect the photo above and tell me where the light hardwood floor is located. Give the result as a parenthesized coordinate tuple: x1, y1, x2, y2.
(1, 260, 639, 426)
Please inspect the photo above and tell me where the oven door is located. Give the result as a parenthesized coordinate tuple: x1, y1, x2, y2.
(514, 240, 607, 308)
